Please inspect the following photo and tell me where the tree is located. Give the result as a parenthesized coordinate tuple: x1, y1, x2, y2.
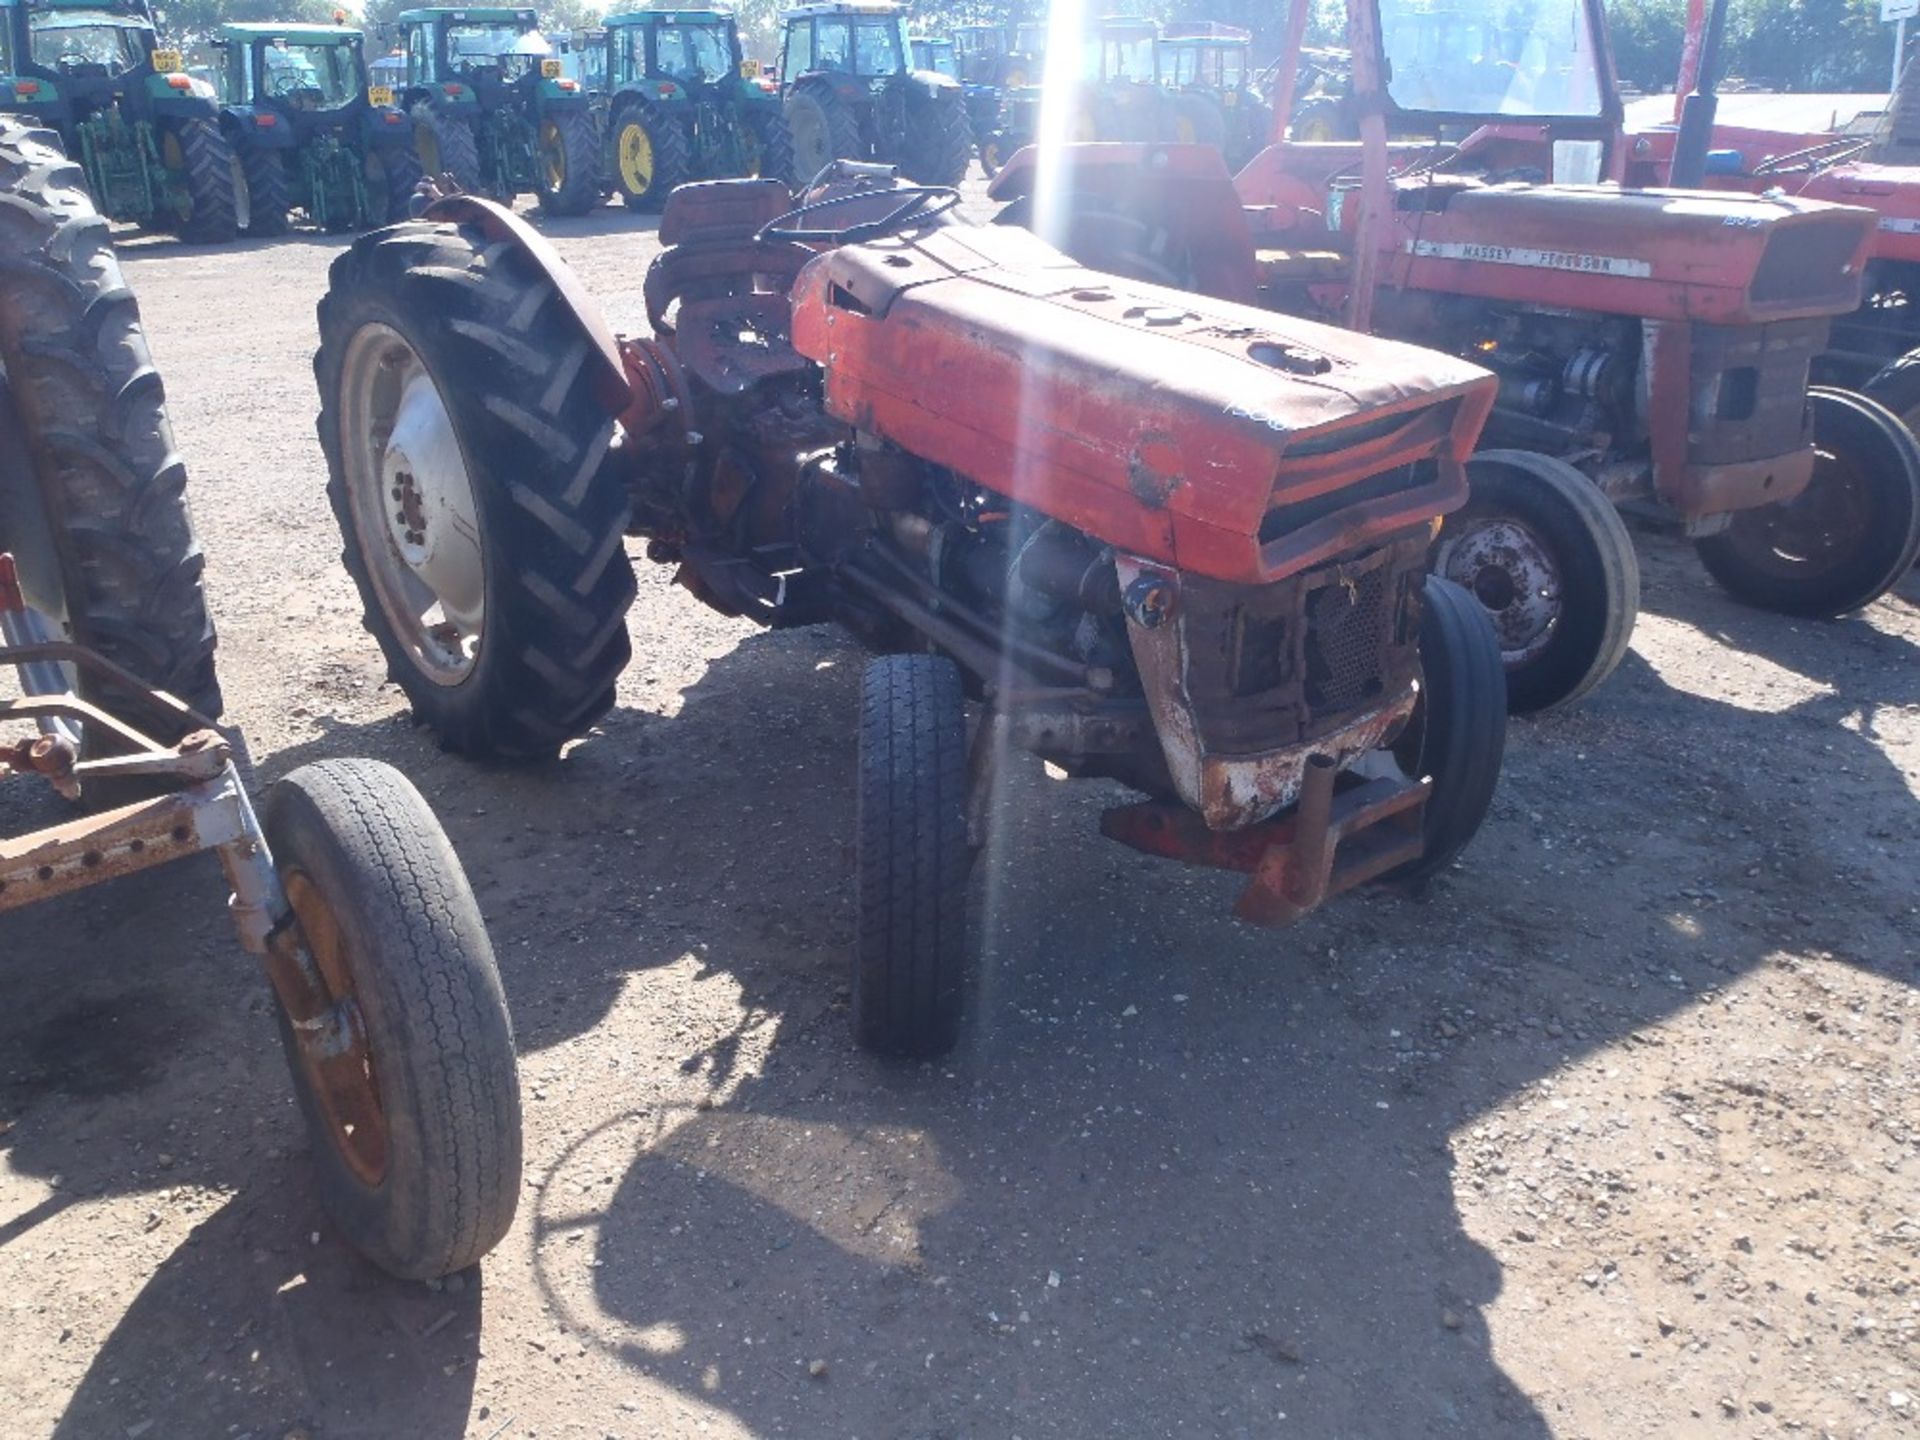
(162, 0, 340, 45)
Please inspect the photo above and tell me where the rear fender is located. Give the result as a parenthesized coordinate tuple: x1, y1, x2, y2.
(419, 193, 631, 411)
(361, 107, 413, 142)
(224, 107, 299, 149)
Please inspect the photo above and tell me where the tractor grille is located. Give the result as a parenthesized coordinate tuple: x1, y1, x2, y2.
(1750, 218, 1868, 313)
(1303, 563, 1390, 712)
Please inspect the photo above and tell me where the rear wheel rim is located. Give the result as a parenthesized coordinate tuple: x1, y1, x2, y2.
(1434, 515, 1562, 665)
(1715, 444, 1872, 581)
(231, 153, 251, 230)
(541, 117, 566, 191)
(790, 103, 827, 174)
(338, 321, 485, 685)
(159, 129, 192, 224)
(283, 869, 390, 1187)
(618, 121, 653, 192)
(415, 121, 442, 175)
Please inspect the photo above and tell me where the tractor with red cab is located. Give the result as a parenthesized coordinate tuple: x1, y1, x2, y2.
(991, 0, 1920, 714)
(311, 163, 1510, 1057)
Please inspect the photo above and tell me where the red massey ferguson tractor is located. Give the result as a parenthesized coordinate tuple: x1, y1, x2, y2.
(989, 0, 1920, 715)
(311, 165, 1509, 1058)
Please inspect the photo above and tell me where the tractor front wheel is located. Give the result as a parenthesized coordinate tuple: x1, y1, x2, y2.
(264, 759, 521, 1280)
(237, 143, 290, 237)
(784, 83, 862, 183)
(1433, 449, 1640, 713)
(313, 221, 637, 758)
(160, 117, 239, 243)
(1381, 576, 1508, 884)
(853, 654, 972, 1058)
(899, 93, 971, 187)
(536, 107, 600, 216)
(611, 100, 689, 210)
(1696, 386, 1920, 616)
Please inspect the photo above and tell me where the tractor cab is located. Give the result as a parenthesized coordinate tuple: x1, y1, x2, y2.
(215, 23, 371, 114)
(908, 35, 954, 78)
(950, 20, 1039, 87)
(1157, 21, 1270, 166)
(779, 0, 919, 86)
(606, 8, 745, 94)
(397, 5, 551, 106)
(14, 0, 184, 115)
(553, 26, 605, 92)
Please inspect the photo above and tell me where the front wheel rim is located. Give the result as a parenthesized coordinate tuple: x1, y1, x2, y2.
(1717, 446, 1873, 581)
(1434, 516, 1562, 664)
(338, 321, 485, 685)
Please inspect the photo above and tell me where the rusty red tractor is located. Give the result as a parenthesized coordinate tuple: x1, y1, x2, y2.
(990, 0, 1920, 715)
(1, 117, 521, 1279)
(312, 164, 1510, 1058)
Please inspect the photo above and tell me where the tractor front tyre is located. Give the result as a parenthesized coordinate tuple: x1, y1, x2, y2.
(784, 83, 862, 184)
(237, 143, 291, 237)
(313, 221, 637, 759)
(1696, 386, 1920, 617)
(411, 106, 481, 194)
(535, 107, 599, 217)
(0, 118, 221, 735)
(744, 105, 796, 186)
(853, 654, 972, 1059)
(1433, 449, 1640, 713)
(368, 141, 424, 224)
(900, 93, 971, 187)
(610, 101, 689, 210)
(263, 759, 521, 1280)
(1381, 576, 1508, 884)
(162, 117, 239, 243)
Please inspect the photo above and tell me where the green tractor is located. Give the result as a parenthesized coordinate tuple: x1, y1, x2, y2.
(776, 0, 969, 186)
(1156, 22, 1272, 168)
(394, 5, 598, 215)
(212, 23, 422, 234)
(597, 7, 792, 209)
(0, 0, 235, 241)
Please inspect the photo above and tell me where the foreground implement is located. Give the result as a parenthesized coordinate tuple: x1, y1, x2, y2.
(1, 117, 520, 1277)
(314, 164, 1508, 1057)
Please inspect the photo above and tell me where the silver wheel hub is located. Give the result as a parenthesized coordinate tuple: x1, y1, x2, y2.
(1435, 517, 1561, 664)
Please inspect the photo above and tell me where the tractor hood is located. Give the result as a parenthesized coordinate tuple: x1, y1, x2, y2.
(1376, 180, 1874, 325)
(791, 220, 1495, 585)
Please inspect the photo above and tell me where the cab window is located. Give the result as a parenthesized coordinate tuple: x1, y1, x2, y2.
(784, 17, 814, 75)
(406, 23, 432, 83)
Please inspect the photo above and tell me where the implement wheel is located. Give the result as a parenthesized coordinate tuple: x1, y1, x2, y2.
(265, 759, 521, 1280)
(1434, 449, 1639, 713)
(535, 107, 599, 216)
(1696, 387, 1920, 616)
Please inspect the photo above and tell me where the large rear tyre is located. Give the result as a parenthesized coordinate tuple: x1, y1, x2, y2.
(900, 93, 971, 186)
(264, 759, 521, 1280)
(313, 221, 636, 759)
(854, 654, 971, 1059)
(1696, 387, 1920, 616)
(368, 141, 424, 225)
(743, 105, 796, 186)
(411, 105, 481, 193)
(1159, 92, 1227, 149)
(784, 83, 862, 183)
(1863, 347, 1920, 434)
(535, 107, 600, 216)
(1382, 576, 1507, 883)
(160, 117, 239, 243)
(1433, 449, 1639, 713)
(0, 119, 221, 736)
(610, 99, 689, 210)
(237, 142, 291, 237)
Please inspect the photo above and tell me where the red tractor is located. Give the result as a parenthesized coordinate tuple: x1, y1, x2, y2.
(312, 166, 1509, 1057)
(990, 0, 1920, 715)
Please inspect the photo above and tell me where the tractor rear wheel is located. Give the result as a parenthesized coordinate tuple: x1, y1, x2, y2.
(1863, 348, 1920, 437)
(367, 141, 424, 224)
(899, 92, 971, 186)
(160, 117, 238, 244)
(1696, 386, 1920, 616)
(1382, 576, 1507, 883)
(264, 758, 521, 1280)
(610, 99, 689, 210)
(535, 107, 599, 216)
(978, 129, 1009, 176)
(853, 653, 971, 1058)
(1434, 449, 1639, 713)
(1159, 92, 1226, 149)
(0, 118, 221, 736)
(411, 105, 481, 193)
(237, 144, 290, 236)
(743, 105, 796, 186)
(785, 83, 862, 183)
(313, 221, 636, 759)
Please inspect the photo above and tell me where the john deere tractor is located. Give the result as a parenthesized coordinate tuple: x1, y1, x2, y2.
(0, 0, 236, 241)
(599, 7, 792, 209)
(394, 5, 597, 214)
(910, 34, 996, 144)
(777, 0, 969, 185)
(1157, 22, 1272, 168)
(213, 23, 421, 234)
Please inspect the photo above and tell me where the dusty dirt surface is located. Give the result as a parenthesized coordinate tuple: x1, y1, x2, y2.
(2, 190, 1918, 1440)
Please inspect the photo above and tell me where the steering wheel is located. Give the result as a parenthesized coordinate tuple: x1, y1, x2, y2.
(1750, 135, 1869, 177)
(757, 184, 960, 244)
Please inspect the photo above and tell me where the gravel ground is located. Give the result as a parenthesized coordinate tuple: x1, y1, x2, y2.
(1, 192, 1917, 1440)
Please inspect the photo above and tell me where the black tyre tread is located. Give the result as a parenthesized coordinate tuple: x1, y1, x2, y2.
(1696, 386, 1920, 616)
(264, 758, 521, 1279)
(785, 82, 863, 182)
(313, 221, 636, 759)
(413, 105, 482, 192)
(1385, 576, 1507, 883)
(901, 92, 971, 186)
(169, 117, 239, 243)
(854, 654, 970, 1058)
(238, 141, 290, 236)
(1864, 347, 1920, 433)
(375, 140, 425, 224)
(536, 106, 600, 216)
(1161, 92, 1227, 149)
(611, 98, 690, 209)
(747, 105, 796, 186)
(1449, 448, 1639, 713)
(0, 119, 221, 728)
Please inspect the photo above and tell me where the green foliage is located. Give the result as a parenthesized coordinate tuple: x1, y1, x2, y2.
(161, 0, 342, 45)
